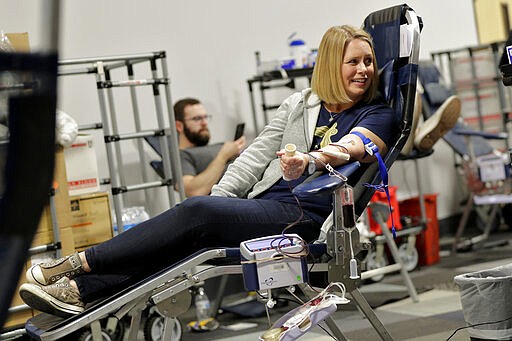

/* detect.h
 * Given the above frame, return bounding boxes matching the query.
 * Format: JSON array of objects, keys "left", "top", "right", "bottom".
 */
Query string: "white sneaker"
[
  {"left": 26, "top": 252, "right": 84, "bottom": 286},
  {"left": 19, "top": 277, "right": 85, "bottom": 317}
]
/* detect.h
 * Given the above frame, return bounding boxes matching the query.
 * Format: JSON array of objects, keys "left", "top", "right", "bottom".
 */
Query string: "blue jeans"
[{"left": 77, "top": 196, "right": 323, "bottom": 302}]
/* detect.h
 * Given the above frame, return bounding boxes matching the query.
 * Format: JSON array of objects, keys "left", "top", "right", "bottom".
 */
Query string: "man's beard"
[{"left": 184, "top": 125, "right": 210, "bottom": 146}]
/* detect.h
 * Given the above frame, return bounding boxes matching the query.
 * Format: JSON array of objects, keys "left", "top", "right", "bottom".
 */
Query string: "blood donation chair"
[
  {"left": 23, "top": 4, "right": 422, "bottom": 341},
  {"left": 418, "top": 61, "right": 512, "bottom": 253}
]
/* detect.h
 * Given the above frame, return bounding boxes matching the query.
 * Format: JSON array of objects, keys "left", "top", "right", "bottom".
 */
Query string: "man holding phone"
[{"left": 174, "top": 98, "right": 246, "bottom": 197}]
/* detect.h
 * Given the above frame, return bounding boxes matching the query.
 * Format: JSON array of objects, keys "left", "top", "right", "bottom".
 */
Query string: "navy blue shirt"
[{"left": 257, "top": 97, "right": 399, "bottom": 224}]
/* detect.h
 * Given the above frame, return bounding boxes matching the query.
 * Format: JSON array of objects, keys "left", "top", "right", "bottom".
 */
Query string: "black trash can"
[{"left": 454, "top": 263, "right": 512, "bottom": 340}]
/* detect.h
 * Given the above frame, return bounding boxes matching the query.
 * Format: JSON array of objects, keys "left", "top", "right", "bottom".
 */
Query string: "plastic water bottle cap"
[
  {"left": 284, "top": 143, "right": 297, "bottom": 156},
  {"left": 290, "top": 39, "right": 305, "bottom": 46}
]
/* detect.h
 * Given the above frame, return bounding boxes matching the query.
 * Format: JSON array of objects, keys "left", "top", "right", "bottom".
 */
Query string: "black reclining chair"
[{"left": 24, "top": 4, "right": 422, "bottom": 341}]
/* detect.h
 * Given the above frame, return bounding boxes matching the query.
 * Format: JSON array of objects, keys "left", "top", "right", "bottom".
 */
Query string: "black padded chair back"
[
  {"left": 0, "top": 51, "right": 58, "bottom": 327},
  {"left": 352, "top": 4, "right": 422, "bottom": 216},
  {"left": 418, "top": 60, "right": 454, "bottom": 118}
]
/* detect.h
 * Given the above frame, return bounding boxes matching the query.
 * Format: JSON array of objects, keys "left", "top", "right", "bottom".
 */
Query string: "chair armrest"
[
  {"left": 292, "top": 161, "right": 361, "bottom": 197},
  {"left": 452, "top": 128, "right": 508, "bottom": 140},
  {"left": 397, "top": 149, "right": 434, "bottom": 160}
]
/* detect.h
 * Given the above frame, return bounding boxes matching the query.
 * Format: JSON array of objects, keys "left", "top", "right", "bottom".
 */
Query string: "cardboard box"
[
  {"left": 4, "top": 258, "right": 37, "bottom": 328},
  {"left": 35, "top": 147, "right": 72, "bottom": 233},
  {"left": 7, "top": 263, "right": 29, "bottom": 309},
  {"left": 67, "top": 191, "right": 113, "bottom": 248},
  {"left": 29, "top": 227, "right": 75, "bottom": 258},
  {"left": 60, "top": 227, "right": 75, "bottom": 255},
  {"left": 36, "top": 205, "right": 53, "bottom": 234},
  {"left": 64, "top": 134, "right": 100, "bottom": 196},
  {"left": 54, "top": 146, "right": 73, "bottom": 227},
  {"left": 35, "top": 189, "right": 112, "bottom": 250},
  {"left": 5, "top": 32, "right": 30, "bottom": 52},
  {"left": 3, "top": 261, "right": 34, "bottom": 329},
  {"left": 3, "top": 309, "right": 33, "bottom": 329}
]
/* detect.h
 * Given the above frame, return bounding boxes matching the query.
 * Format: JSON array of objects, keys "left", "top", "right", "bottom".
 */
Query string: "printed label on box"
[
  {"left": 64, "top": 134, "right": 100, "bottom": 196},
  {"left": 68, "top": 192, "right": 113, "bottom": 248}
]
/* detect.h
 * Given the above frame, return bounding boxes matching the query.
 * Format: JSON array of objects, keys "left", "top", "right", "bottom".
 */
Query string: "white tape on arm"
[{"left": 321, "top": 148, "right": 350, "bottom": 160}]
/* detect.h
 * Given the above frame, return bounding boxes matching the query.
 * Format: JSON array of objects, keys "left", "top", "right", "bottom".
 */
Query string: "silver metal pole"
[
  {"left": 104, "top": 70, "right": 127, "bottom": 186},
  {"left": 126, "top": 63, "right": 151, "bottom": 207},
  {"left": 96, "top": 62, "right": 125, "bottom": 234},
  {"left": 150, "top": 58, "right": 177, "bottom": 207},
  {"left": 59, "top": 52, "right": 162, "bottom": 66},
  {"left": 160, "top": 55, "right": 186, "bottom": 202}
]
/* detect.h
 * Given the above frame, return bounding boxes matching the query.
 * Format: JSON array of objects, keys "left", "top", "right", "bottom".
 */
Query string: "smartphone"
[{"left": 234, "top": 123, "right": 245, "bottom": 140}]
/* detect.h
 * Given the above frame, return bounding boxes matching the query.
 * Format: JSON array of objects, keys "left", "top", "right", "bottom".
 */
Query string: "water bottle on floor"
[
  {"left": 195, "top": 287, "right": 211, "bottom": 323},
  {"left": 188, "top": 287, "right": 219, "bottom": 332}
]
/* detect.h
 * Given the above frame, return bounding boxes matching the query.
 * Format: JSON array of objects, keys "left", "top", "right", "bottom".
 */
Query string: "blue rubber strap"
[{"left": 349, "top": 131, "right": 396, "bottom": 238}]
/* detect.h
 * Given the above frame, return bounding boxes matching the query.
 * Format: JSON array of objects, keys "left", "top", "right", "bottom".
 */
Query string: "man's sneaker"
[
  {"left": 19, "top": 277, "right": 85, "bottom": 318},
  {"left": 414, "top": 95, "right": 461, "bottom": 151},
  {"left": 26, "top": 253, "right": 84, "bottom": 286}
]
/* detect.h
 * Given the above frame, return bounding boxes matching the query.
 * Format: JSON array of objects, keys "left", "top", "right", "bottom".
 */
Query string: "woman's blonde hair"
[{"left": 311, "top": 25, "right": 379, "bottom": 105}]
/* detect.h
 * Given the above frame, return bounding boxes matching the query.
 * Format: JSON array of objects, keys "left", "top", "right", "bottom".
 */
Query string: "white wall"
[{"left": 0, "top": 0, "right": 478, "bottom": 218}]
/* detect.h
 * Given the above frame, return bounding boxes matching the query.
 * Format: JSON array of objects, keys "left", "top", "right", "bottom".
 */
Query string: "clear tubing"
[{"left": 341, "top": 185, "right": 360, "bottom": 279}]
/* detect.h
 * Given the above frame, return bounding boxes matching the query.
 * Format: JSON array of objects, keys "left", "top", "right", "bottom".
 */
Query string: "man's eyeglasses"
[{"left": 184, "top": 115, "right": 212, "bottom": 123}]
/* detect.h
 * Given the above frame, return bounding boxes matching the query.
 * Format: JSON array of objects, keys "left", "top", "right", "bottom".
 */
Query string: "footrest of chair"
[{"left": 25, "top": 313, "right": 67, "bottom": 340}]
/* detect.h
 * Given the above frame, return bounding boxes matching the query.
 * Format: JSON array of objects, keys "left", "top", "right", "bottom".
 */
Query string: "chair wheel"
[
  {"left": 144, "top": 315, "right": 182, "bottom": 341},
  {"left": 475, "top": 205, "right": 500, "bottom": 233},
  {"left": 75, "top": 317, "right": 125, "bottom": 341},
  {"left": 398, "top": 243, "right": 418, "bottom": 272},
  {"left": 366, "top": 250, "right": 388, "bottom": 282}
]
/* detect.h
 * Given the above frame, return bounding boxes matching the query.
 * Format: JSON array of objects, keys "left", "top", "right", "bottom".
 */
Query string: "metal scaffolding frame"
[
  {"left": 58, "top": 51, "right": 185, "bottom": 233},
  {"left": 432, "top": 42, "right": 512, "bottom": 149}
]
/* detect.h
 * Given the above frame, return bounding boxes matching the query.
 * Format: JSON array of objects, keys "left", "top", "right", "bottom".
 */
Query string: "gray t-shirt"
[{"left": 180, "top": 143, "right": 224, "bottom": 176}]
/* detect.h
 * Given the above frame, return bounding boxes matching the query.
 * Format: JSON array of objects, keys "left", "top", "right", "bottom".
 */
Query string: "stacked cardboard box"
[
  {"left": 29, "top": 146, "right": 113, "bottom": 260},
  {"left": 67, "top": 191, "right": 112, "bottom": 250},
  {"left": 5, "top": 32, "right": 30, "bottom": 52}
]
